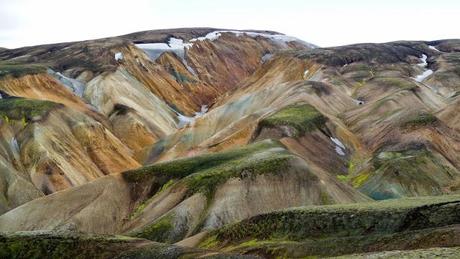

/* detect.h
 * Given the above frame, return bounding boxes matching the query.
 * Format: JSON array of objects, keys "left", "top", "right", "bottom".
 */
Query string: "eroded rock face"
[
  {"left": 119, "top": 44, "right": 220, "bottom": 116},
  {"left": 4, "top": 104, "right": 140, "bottom": 196},
  {"left": 0, "top": 74, "right": 91, "bottom": 113}
]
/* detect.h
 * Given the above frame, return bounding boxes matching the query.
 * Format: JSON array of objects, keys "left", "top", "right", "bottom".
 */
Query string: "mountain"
[{"left": 0, "top": 28, "right": 459, "bottom": 258}]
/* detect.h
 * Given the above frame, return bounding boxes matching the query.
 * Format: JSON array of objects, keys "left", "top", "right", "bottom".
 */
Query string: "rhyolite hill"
[{"left": 0, "top": 28, "right": 460, "bottom": 258}]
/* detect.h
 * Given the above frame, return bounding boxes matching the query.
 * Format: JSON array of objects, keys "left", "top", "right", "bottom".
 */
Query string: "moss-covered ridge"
[
  {"left": 0, "top": 231, "right": 248, "bottom": 259},
  {"left": 0, "top": 62, "right": 47, "bottom": 79},
  {"left": 401, "top": 112, "right": 439, "bottom": 129},
  {"left": 182, "top": 147, "right": 292, "bottom": 199},
  {"left": 208, "top": 194, "right": 460, "bottom": 243},
  {"left": 208, "top": 225, "right": 460, "bottom": 258},
  {"left": 259, "top": 103, "right": 326, "bottom": 136},
  {"left": 123, "top": 139, "right": 294, "bottom": 207},
  {"left": 0, "top": 97, "right": 59, "bottom": 123},
  {"left": 134, "top": 213, "right": 176, "bottom": 243},
  {"left": 125, "top": 140, "right": 297, "bottom": 242},
  {"left": 124, "top": 140, "right": 291, "bottom": 185},
  {"left": 200, "top": 194, "right": 460, "bottom": 257},
  {"left": 0, "top": 232, "right": 141, "bottom": 259}
]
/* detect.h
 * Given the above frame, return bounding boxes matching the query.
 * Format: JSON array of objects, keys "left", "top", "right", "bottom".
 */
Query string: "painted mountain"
[{"left": 0, "top": 28, "right": 460, "bottom": 258}]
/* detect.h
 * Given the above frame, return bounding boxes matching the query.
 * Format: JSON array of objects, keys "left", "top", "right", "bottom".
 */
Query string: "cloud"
[
  {"left": 1, "top": 0, "right": 459, "bottom": 48},
  {"left": 1, "top": 0, "right": 156, "bottom": 47}
]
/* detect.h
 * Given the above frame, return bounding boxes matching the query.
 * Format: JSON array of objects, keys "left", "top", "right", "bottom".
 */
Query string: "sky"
[{"left": 1, "top": 0, "right": 459, "bottom": 48}]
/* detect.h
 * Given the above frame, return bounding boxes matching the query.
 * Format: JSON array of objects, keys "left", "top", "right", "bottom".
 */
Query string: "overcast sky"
[{"left": 1, "top": 0, "right": 459, "bottom": 48}]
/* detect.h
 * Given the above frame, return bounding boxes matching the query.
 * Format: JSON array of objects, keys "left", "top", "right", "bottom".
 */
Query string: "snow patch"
[
  {"left": 177, "top": 114, "right": 194, "bottom": 128},
  {"left": 182, "top": 59, "right": 197, "bottom": 76},
  {"left": 137, "top": 38, "right": 197, "bottom": 76},
  {"left": 331, "top": 137, "right": 346, "bottom": 156},
  {"left": 189, "top": 30, "right": 316, "bottom": 48},
  {"left": 136, "top": 37, "right": 192, "bottom": 61},
  {"left": 48, "top": 69, "right": 85, "bottom": 97},
  {"left": 412, "top": 54, "right": 434, "bottom": 82},
  {"left": 10, "top": 137, "right": 19, "bottom": 153},
  {"left": 114, "top": 52, "right": 123, "bottom": 61},
  {"left": 136, "top": 31, "right": 314, "bottom": 78},
  {"left": 429, "top": 45, "right": 441, "bottom": 52},
  {"left": 415, "top": 69, "right": 434, "bottom": 82},
  {"left": 335, "top": 146, "right": 346, "bottom": 156},
  {"left": 169, "top": 37, "right": 193, "bottom": 49},
  {"left": 331, "top": 137, "right": 346, "bottom": 149},
  {"left": 195, "top": 105, "right": 208, "bottom": 117},
  {"left": 261, "top": 53, "right": 273, "bottom": 63},
  {"left": 190, "top": 31, "right": 222, "bottom": 42},
  {"left": 139, "top": 31, "right": 313, "bottom": 54},
  {"left": 176, "top": 105, "right": 209, "bottom": 128},
  {"left": 418, "top": 54, "right": 428, "bottom": 67}
]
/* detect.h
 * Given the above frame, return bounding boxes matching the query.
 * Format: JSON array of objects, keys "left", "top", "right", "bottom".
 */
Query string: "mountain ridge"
[{"left": 0, "top": 28, "right": 459, "bottom": 258}]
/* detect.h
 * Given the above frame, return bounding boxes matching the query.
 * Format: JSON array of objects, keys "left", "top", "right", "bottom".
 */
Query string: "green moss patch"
[
  {"left": 341, "top": 63, "right": 375, "bottom": 82},
  {"left": 215, "top": 226, "right": 460, "bottom": 258},
  {"left": 135, "top": 214, "right": 175, "bottom": 242},
  {"left": 0, "top": 98, "right": 59, "bottom": 123},
  {"left": 123, "top": 139, "right": 294, "bottom": 201},
  {"left": 183, "top": 153, "right": 291, "bottom": 199},
  {"left": 0, "top": 232, "right": 221, "bottom": 259},
  {"left": 129, "top": 179, "right": 176, "bottom": 220},
  {"left": 371, "top": 77, "right": 417, "bottom": 91},
  {"left": 0, "top": 62, "right": 47, "bottom": 79},
  {"left": 0, "top": 232, "right": 145, "bottom": 259},
  {"left": 401, "top": 112, "right": 438, "bottom": 129},
  {"left": 200, "top": 194, "right": 460, "bottom": 254},
  {"left": 124, "top": 140, "right": 287, "bottom": 182},
  {"left": 259, "top": 104, "right": 327, "bottom": 136},
  {"left": 341, "top": 63, "right": 372, "bottom": 74}
]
